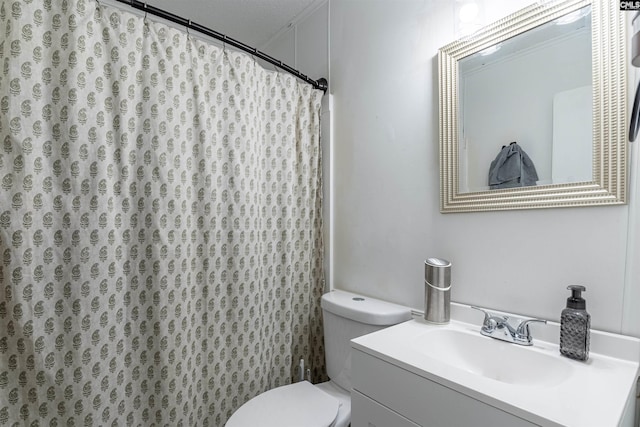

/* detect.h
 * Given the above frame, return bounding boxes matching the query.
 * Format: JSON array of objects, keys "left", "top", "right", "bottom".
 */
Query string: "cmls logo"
[{"left": 621, "top": 0, "right": 640, "bottom": 10}]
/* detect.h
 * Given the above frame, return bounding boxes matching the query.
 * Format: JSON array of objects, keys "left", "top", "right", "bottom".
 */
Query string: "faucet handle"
[
  {"left": 470, "top": 306, "right": 489, "bottom": 322},
  {"left": 471, "top": 306, "right": 502, "bottom": 331},
  {"left": 515, "top": 318, "right": 547, "bottom": 342}
]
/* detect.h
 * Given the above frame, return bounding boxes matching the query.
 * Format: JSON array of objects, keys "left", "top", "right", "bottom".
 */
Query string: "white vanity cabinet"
[
  {"left": 351, "top": 349, "right": 537, "bottom": 427},
  {"left": 351, "top": 390, "right": 420, "bottom": 427},
  {"left": 350, "top": 318, "right": 640, "bottom": 427}
]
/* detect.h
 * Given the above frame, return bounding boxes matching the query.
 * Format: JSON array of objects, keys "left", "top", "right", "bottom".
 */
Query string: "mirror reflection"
[{"left": 458, "top": 6, "right": 592, "bottom": 193}]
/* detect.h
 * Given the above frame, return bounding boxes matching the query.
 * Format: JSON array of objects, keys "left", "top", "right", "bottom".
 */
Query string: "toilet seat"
[{"left": 226, "top": 381, "right": 340, "bottom": 427}]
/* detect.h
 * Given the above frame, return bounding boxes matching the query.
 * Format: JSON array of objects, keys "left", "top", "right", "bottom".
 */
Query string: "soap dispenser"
[{"left": 560, "top": 285, "right": 590, "bottom": 361}]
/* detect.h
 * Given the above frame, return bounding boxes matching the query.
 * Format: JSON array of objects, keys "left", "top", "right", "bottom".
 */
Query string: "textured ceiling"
[{"left": 144, "top": 0, "right": 324, "bottom": 48}]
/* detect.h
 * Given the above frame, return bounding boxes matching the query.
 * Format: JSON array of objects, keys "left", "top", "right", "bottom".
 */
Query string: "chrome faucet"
[{"left": 471, "top": 307, "right": 547, "bottom": 346}]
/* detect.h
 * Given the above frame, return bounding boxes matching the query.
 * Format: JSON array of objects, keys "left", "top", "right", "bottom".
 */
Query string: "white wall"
[
  {"left": 262, "top": 2, "right": 329, "bottom": 86},
  {"left": 624, "top": 14, "right": 640, "bottom": 337},
  {"left": 268, "top": 0, "right": 640, "bottom": 337}
]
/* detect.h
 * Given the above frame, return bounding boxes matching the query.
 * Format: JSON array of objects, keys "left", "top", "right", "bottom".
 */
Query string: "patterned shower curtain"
[{"left": 0, "top": 0, "right": 325, "bottom": 425}]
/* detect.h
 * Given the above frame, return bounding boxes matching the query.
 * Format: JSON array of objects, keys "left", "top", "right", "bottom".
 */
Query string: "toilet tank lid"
[{"left": 321, "top": 290, "right": 412, "bottom": 326}]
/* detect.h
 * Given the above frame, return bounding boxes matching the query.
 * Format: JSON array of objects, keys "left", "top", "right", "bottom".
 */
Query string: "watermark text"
[{"left": 621, "top": 1, "right": 640, "bottom": 10}]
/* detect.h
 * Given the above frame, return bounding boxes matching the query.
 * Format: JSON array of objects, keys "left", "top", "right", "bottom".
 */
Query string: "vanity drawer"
[
  {"left": 352, "top": 349, "right": 538, "bottom": 427},
  {"left": 351, "top": 390, "right": 420, "bottom": 427}
]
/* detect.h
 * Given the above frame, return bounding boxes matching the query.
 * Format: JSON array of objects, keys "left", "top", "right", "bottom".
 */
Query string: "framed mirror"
[{"left": 438, "top": 0, "right": 626, "bottom": 213}]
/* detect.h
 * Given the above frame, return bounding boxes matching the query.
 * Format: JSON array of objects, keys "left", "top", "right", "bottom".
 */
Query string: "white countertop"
[{"left": 352, "top": 315, "right": 640, "bottom": 427}]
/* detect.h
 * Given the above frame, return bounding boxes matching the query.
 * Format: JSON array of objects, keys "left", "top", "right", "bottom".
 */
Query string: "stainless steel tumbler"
[{"left": 424, "top": 258, "right": 451, "bottom": 324}]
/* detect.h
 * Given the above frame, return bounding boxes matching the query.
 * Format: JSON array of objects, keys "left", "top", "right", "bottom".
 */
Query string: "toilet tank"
[{"left": 321, "top": 290, "right": 412, "bottom": 391}]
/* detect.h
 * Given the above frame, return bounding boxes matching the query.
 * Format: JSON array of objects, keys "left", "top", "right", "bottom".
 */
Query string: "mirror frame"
[{"left": 438, "top": 0, "right": 626, "bottom": 213}]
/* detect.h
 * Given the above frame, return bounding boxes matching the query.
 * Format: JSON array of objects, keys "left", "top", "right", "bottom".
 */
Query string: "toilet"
[{"left": 226, "top": 289, "right": 412, "bottom": 427}]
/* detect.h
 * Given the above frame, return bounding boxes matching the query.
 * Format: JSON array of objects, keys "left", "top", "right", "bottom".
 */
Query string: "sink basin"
[
  {"left": 412, "top": 328, "right": 572, "bottom": 387},
  {"left": 352, "top": 316, "right": 640, "bottom": 427}
]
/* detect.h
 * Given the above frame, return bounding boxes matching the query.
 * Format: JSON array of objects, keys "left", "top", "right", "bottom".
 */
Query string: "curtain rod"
[{"left": 113, "top": 0, "right": 328, "bottom": 92}]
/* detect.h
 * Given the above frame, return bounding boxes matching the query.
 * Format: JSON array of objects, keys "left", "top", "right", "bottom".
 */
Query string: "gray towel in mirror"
[{"left": 488, "top": 142, "right": 539, "bottom": 189}]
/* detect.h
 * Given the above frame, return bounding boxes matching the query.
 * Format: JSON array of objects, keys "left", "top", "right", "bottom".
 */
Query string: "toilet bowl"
[{"left": 225, "top": 290, "right": 411, "bottom": 427}]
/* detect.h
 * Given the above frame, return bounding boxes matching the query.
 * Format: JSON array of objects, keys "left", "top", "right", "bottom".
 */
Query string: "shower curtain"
[{"left": 0, "top": 1, "right": 325, "bottom": 425}]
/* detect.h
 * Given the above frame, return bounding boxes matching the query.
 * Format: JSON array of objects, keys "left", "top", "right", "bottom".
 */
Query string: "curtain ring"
[
  {"left": 143, "top": 2, "right": 148, "bottom": 22},
  {"left": 186, "top": 19, "right": 191, "bottom": 40}
]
